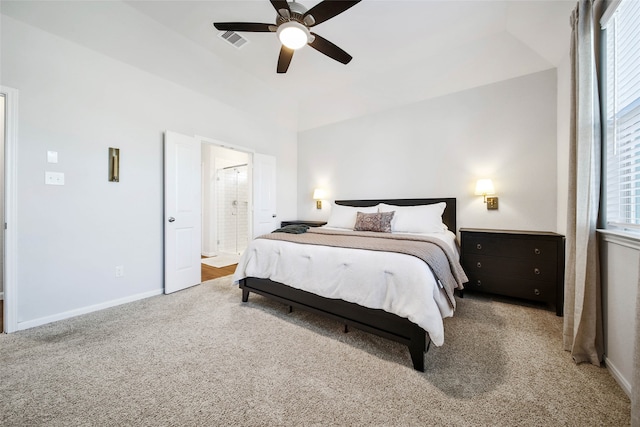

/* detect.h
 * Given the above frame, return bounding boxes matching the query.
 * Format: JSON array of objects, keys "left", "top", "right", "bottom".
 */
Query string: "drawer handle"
[
  {"left": 477, "top": 262, "right": 482, "bottom": 268},
  {"left": 476, "top": 243, "right": 482, "bottom": 250},
  {"left": 534, "top": 268, "right": 540, "bottom": 275},
  {"left": 476, "top": 280, "right": 482, "bottom": 287},
  {"left": 534, "top": 248, "right": 541, "bottom": 255},
  {"left": 534, "top": 288, "right": 540, "bottom": 296}
]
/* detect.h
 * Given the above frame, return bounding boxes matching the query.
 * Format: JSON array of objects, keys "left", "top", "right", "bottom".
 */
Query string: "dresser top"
[{"left": 459, "top": 228, "right": 564, "bottom": 237}]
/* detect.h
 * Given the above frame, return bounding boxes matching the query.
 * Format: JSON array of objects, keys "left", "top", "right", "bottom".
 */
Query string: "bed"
[{"left": 232, "top": 198, "right": 466, "bottom": 371}]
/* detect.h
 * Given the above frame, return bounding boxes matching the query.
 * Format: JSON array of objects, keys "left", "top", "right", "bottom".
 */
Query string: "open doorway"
[
  {"left": 216, "top": 163, "right": 249, "bottom": 256},
  {"left": 200, "top": 142, "right": 251, "bottom": 281},
  {"left": 164, "top": 131, "right": 276, "bottom": 291}
]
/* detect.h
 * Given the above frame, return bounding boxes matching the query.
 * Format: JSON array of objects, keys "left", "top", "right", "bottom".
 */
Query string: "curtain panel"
[{"left": 564, "top": 0, "right": 604, "bottom": 366}]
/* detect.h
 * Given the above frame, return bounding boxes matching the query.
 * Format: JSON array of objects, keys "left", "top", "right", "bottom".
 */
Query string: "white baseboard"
[
  {"left": 15, "top": 289, "right": 164, "bottom": 332},
  {"left": 604, "top": 355, "right": 632, "bottom": 398}
]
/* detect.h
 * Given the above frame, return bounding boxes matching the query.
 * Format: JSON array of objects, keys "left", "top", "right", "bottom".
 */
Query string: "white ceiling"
[
  {"left": 125, "top": 0, "right": 575, "bottom": 130},
  {"left": 3, "top": 0, "right": 576, "bottom": 131}
]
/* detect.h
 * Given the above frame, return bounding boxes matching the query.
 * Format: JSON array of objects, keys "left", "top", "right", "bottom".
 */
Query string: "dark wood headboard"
[{"left": 335, "top": 198, "right": 457, "bottom": 232}]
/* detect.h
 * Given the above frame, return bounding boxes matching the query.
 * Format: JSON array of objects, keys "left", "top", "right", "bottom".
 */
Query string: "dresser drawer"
[
  {"left": 463, "top": 234, "right": 557, "bottom": 260},
  {"left": 462, "top": 253, "right": 557, "bottom": 282},
  {"left": 465, "top": 273, "right": 555, "bottom": 303}
]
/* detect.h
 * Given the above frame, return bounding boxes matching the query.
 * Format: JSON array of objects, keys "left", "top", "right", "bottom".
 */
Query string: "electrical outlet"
[
  {"left": 45, "top": 171, "right": 65, "bottom": 186},
  {"left": 115, "top": 265, "right": 124, "bottom": 277}
]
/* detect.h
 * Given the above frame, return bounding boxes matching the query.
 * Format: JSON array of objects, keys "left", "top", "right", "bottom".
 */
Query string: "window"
[{"left": 603, "top": 0, "right": 640, "bottom": 228}]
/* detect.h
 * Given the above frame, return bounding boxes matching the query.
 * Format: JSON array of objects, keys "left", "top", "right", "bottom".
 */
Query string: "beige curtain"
[{"left": 563, "top": 0, "right": 604, "bottom": 366}]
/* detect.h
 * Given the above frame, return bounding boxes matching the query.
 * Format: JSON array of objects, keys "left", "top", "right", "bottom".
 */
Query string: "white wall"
[
  {"left": 1, "top": 15, "right": 297, "bottom": 327},
  {"left": 0, "top": 1, "right": 298, "bottom": 134},
  {"left": 600, "top": 233, "right": 639, "bottom": 397},
  {"left": 556, "top": 54, "right": 571, "bottom": 235},
  {"left": 297, "top": 69, "right": 558, "bottom": 233}
]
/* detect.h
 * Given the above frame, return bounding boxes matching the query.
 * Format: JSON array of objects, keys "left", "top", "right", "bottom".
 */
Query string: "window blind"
[{"left": 603, "top": 0, "right": 640, "bottom": 227}]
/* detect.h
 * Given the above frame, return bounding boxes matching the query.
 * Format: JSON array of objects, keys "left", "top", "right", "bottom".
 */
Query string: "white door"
[
  {"left": 252, "top": 153, "right": 277, "bottom": 237},
  {"left": 164, "top": 131, "right": 201, "bottom": 294},
  {"left": 2, "top": 86, "right": 18, "bottom": 333}
]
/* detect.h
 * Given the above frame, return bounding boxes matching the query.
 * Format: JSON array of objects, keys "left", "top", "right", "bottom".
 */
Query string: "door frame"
[
  {"left": 2, "top": 86, "right": 18, "bottom": 333},
  {"left": 196, "top": 135, "right": 255, "bottom": 253}
]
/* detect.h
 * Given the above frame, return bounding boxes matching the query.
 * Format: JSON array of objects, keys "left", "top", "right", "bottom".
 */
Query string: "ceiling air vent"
[{"left": 219, "top": 31, "right": 248, "bottom": 49}]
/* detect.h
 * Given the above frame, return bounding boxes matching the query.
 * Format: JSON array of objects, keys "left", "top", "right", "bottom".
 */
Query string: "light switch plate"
[
  {"left": 45, "top": 171, "right": 65, "bottom": 186},
  {"left": 47, "top": 151, "right": 58, "bottom": 163}
]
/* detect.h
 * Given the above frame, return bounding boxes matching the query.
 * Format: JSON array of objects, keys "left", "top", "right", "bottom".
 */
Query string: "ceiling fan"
[{"left": 213, "top": 0, "right": 361, "bottom": 73}]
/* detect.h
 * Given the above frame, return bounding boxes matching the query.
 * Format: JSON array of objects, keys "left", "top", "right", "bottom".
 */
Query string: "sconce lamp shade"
[
  {"left": 475, "top": 179, "right": 495, "bottom": 196},
  {"left": 313, "top": 188, "right": 327, "bottom": 200}
]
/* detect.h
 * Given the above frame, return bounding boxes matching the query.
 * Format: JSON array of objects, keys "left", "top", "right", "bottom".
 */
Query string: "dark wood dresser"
[{"left": 460, "top": 228, "right": 565, "bottom": 316}]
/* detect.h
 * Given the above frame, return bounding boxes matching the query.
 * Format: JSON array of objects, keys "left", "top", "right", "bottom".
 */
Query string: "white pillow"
[
  {"left": 325, "top": 203, "right": 379, "bottom": 229},
  {"left": 378, "top": 202, "right": 447, "bottom": 233}
]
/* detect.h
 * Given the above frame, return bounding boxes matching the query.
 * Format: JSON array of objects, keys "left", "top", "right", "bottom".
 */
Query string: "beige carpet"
[
  {"left": 201, "top": 253, "right": 240, "bottom": 268},
  {"left": 0, "top": 276, "right": 630, "bottom": 426}
]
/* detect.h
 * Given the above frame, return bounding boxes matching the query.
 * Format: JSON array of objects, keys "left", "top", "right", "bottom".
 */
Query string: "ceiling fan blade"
[
  {"left": 303, "top": 1, "right": 361, "bottom": 27},
  {"left": 277, "top": 46, "right": 294, "bottom": 73},
  {"left": 309, "top": 33, "right": 352, "bottom": 64},
  {"left": 213, "top": 22, "right": 274, "bottom": 32},
  {"left": 270, "top": 0, "right": 291, "bottom": 17}
]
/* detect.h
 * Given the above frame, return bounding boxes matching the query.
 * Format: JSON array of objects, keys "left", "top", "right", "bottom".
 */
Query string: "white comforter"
[{"left": 232, "top": 229, "right": 459, "bottom": 346}]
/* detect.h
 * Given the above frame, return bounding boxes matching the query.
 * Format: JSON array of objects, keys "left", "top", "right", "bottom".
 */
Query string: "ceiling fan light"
[{"left": 277, "top": 21, "right": 310, "bottom": 50}]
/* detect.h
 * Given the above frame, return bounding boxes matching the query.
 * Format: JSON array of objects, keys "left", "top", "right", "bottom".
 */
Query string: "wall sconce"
[
  {"left": 475, "top": 179, "right": 498, "bottom": 210},
  {"left": 312, "top": 188, "right": 326, "bottom": 209},
  {"left": 108, "top": 147, "right": 120, "bottom": 182}
]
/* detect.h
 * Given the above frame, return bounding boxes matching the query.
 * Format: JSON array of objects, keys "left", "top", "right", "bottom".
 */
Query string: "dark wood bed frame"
[{"left": 239, "top": 198, "right": 457, "bottom": 371}]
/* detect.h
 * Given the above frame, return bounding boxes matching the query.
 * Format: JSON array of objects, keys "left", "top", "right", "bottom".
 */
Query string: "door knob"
[{"left": 168, "top": 217, "right": 175, "bottom": 223}]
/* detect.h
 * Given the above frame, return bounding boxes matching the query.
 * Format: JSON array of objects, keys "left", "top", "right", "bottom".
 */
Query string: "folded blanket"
[{"left": 272, "top": 224, "right": 310, "bottom": 234}]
